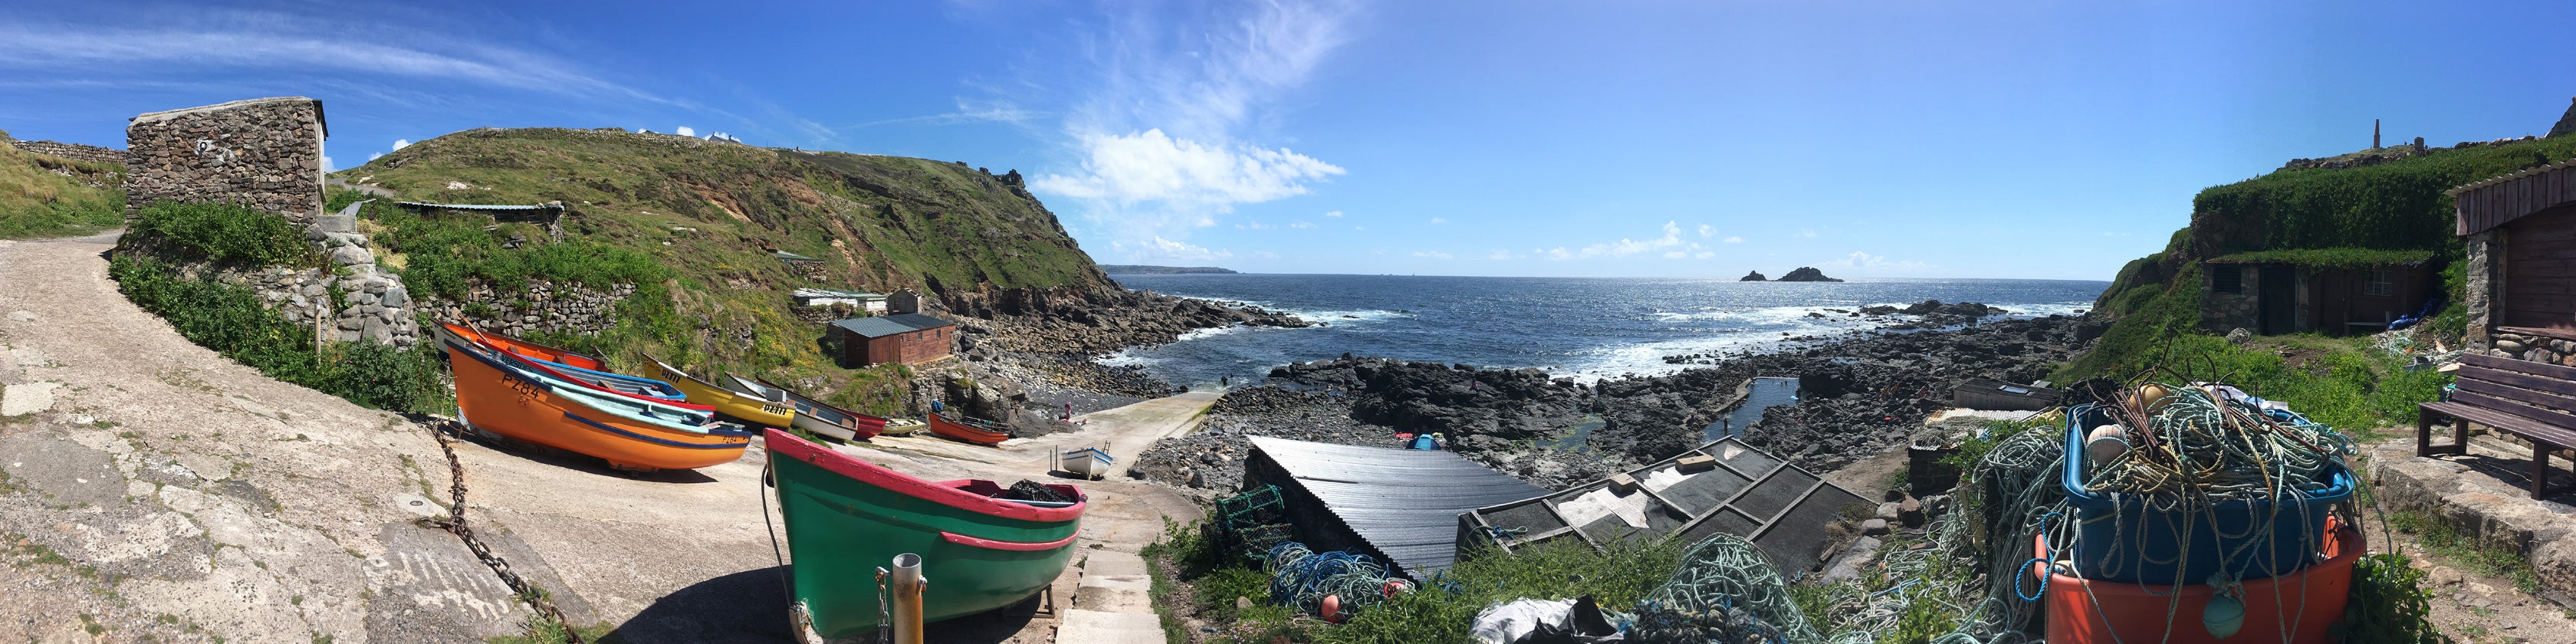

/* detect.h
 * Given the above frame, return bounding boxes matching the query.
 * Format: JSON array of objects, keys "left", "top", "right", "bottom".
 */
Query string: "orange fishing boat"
[
  {"left": 928, "top": 412, "right": 1012, "bottom": 445},
  {"left": 439, "top": 321, "right": 604, "bottom": 370},
  {"left": 445, "top": 337, "right": 753, "bottom": 471}
]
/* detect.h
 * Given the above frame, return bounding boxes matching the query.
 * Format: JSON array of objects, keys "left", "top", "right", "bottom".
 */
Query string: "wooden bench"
[{"left": 2419, "top": 353, "right": 2576, "bottom": 498}]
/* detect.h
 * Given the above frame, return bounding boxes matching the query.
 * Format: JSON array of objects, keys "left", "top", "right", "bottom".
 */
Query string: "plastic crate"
[{"left": 2060, "top": 404, "right": 2351, "bottom": 585}]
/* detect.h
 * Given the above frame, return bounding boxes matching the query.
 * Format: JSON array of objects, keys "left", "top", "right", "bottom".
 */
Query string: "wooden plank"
[
  {"left": 2456, "top": 375, "right": 2576, "bottom": 416},
  {"left": 2508, "top": 238, "right": 2576, "bottom": 258},
  {"left": 2424, "top": 399, "right": 2576, "bottom": 448},
  {"left": 2463, "top": 353, "right": 2576, "bottom": 381},
  {"left": 2502, "top": 278, "right": 2576, "bottom": 295},
  {"left": 2459, "top": 365, "right": 2576, "bottom": 398},
  {"left": 2450, "top": 389, "right": 2576, "bottom": 433},
  {"left": 2501, "top": 307, "right": 2576, "bottom": 330}
]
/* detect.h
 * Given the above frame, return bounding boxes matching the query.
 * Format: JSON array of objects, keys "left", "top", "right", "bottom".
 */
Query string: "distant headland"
[
  {"left": 1739, "top": 267, "right": 1843, "bottom": 282},
  {"left": 1101, "top": 264, "right": 1240, "bottom": 274}
]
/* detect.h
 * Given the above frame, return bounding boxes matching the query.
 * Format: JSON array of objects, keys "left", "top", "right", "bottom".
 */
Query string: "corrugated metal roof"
[
  {"left": 773, "top": 250, "right": 820, "bottom": 261},
  {"left": 793, "top": 288, "right": 885, "bottom": 299},
  {"left": 829, "top": 313, "right": 953, "bottom": 338},
  {"left": 1247, "top": 436, "right": 1547, "bottom": 580},
  {"left": 394, "top": 202, "right": 564, "bottom": 212}
]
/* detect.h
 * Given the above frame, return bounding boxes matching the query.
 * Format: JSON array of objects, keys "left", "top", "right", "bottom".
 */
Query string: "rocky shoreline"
[{"left": 1129, "top": 302, "right": 2092, "bottom": 491}]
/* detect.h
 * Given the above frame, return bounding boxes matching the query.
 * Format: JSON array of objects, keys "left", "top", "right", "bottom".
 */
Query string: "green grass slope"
[
  {"left": 0, "top": 130, "right": 126, "bottom": 240},
  {"left": 2061, "top": 135, "right": 2576, "bottom": 381},
  {"left": 327, "top": 127, "right": 1116, "bottom": 412}
]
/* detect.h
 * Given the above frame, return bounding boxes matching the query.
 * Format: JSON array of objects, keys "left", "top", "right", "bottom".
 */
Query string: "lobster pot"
[{"left": 2059, "top": 406, "right": 2351, "bottom": 585}]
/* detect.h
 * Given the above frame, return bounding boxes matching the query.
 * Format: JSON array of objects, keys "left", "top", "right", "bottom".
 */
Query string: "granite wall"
[
  {"left": 124, "top": 97, "right": 327, "bottom": 223},
  {"left": 425, "top": 280, "right": 635, "bottom": 338},
  {"left": 2, "top": 140, "right": 125, "bottom": 166}
]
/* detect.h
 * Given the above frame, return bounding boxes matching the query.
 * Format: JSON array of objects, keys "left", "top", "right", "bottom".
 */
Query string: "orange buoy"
[
  {"left": 1382, "top": 579, "right": 1410, "bottom": 598},
  {"left": 1319, "top": 594, "right": 1345, "bottom": 623}
]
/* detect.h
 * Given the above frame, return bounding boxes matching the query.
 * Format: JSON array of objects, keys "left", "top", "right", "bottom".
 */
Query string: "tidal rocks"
[
  {"left": 1776, "top": 267, "right": 1843, "bottom": 282},
  {"left": 1268, "top": 358, "right": 1589, "bottom": 441},
  {"left": 955, "top": 286, "right": 1310, "bottom": 357}
]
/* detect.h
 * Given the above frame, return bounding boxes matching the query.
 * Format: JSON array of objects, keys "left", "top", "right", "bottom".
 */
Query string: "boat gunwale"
[
  {"left": 764, "top": 429, "right": 1084, "bottom": 523},
  {"left": 646, "top": 354, "right": 794, "bottom": 426},
  {"left": 754, "top": 376, "right": 890, "bottom": 432},
  {"left": 440, "top": 321, "right": 602, "bottom": 370},
  {"left": 482, "top": 340, "right": 716, "bottom": 412}
]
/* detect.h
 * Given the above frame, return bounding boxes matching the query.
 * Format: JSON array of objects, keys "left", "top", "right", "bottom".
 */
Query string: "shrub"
[
  {"left": 129, "top": 202, "right": 318, "bottom": 267},
  {"left": 110, "top": 255, "right": 442, "bottom": 413}
]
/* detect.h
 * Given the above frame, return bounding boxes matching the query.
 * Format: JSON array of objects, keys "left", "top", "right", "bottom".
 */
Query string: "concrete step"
[
  {"left": 1053, "top": 609, "right": 1161, "bottom": 644},
  {"left": 1073, "top": 551, "right": 1152, "bottom": 613}
]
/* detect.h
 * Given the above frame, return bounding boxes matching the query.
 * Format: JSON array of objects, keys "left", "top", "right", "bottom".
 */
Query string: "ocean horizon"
[{"left": 1104, "top": 274, "right": 2111, "bottom": 387}]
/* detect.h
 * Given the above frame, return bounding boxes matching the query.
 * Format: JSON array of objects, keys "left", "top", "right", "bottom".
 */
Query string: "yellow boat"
[{"left": 649, "top": 355, "right": 797, "bottom": 429}]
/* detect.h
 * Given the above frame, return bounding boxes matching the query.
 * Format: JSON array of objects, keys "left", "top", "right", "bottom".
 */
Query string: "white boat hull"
[{"left": 1060, "top": 449, "right": 1113, "bottom": 479}]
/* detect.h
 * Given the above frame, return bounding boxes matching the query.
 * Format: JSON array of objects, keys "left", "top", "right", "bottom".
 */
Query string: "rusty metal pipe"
[{"left": 890, "top": 553, "right": 925, "bottom": 644}]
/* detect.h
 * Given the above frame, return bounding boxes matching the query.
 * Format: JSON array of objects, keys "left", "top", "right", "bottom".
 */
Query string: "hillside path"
[{"left": 0, "top": 232, "right": 551, "bottom": 643}]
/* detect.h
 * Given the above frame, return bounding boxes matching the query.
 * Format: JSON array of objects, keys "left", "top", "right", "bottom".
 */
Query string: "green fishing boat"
[{"left": 764, "top": 429, "right": 1085, "bottom": 639}]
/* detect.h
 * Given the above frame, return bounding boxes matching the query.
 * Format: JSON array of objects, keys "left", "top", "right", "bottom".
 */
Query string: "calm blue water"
[{"left": 1105, "top": 274, "right": 2109, "bottom": 387}]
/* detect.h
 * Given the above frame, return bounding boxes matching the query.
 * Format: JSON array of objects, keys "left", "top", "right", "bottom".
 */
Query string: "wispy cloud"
[
  {"left": 1723, "top": 236, "right": 1744, "bottom": 243},
  {"left": 0, "top": 18, "right": 671, "bottom": 106},
  {"left": 1798, "top": 228, "right": 1818, "bottom": 238},
  {"left": 843, "top": 98, "right": 1046, "bottom": 129},
  {"left": 1113, "top": 236, "right": 1234, "bottom": 261},
  {"left": 675, "top": 126, "right": 696, "bottom": 137},
  {"left": 1697, "top": 224, "right": 1715, "bottom": 238},
  {"left": 1545, "top": 221, "right": 1689, "bottom": 261},
  {"left": 1323, "top": 210, "right": 1344, "bottom": 218},
  {"left": 1413, "top": 251, "right": 1453, "bottom": 260},
  {"left": 1290, "top": 221, "right": 1316, "bottom": 229},
  {"left": 1487, "top": 250, "right": 1520, "bottom": 260},
  {"left": 1032, "top": 0, "right": 1359, "bottom": 258},
  {"left": 1429, "top": 217, "right": 1447, "bottom": 225},
  {"left": 1822, "top": 251, "right": 1934, "bottom": 272}
]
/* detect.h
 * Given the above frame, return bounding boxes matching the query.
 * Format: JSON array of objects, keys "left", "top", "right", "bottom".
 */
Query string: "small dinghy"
[
  {"left": 928, "top": 412, "right": 1011, "bottom": 445},
  {"left": 1058, "top": 447, "right": 1113, "bottom": 480},
  {"left": 648, "top": 355, "right": 797, "bottom": 429},
  {"left": 766, "top": 429, "right": 1083, "bottom": 638},
  {"left": 439, "top": 321, "right": 603, "bottom": 370},
  {"left": 445, "top": 338, "right": 751, "bottom": 472},
  {"left": 724, "top": 375, "right": 888, "bottom": 442},
  {"left": 879, "top": 418, "right": 925, "bottom": 436}
]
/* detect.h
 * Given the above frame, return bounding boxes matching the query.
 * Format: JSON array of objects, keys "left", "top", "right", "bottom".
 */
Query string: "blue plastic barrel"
[{"left": 2060, "top": 404, "right": 2351, "bottom": 585}]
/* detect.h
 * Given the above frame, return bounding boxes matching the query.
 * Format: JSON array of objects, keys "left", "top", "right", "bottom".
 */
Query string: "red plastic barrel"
[{"left": 2037, "top": 523, "right": 2359, "bottom": 644}]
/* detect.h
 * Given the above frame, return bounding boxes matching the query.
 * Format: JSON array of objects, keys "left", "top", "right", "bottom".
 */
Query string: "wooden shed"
[
  {"left": 2200, "top": 249, "right": 2439, "bottom": 336},
  {"left": 2451, "top": 159, "right": 2576, "bottom": 358},
  {"left": 826, "top": 314, "right": 955, "bottom": 366}
]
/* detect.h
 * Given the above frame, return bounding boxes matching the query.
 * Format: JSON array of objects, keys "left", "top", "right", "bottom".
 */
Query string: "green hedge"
[
  {"left": 2193, "top": 137, "right": 2576, "bottom": 256},
  {"left": 110, "top": 255, "right": 443, "bottom": 412},
  {"left": 129, "top": 202, "right": 318, "bottom": 267}
]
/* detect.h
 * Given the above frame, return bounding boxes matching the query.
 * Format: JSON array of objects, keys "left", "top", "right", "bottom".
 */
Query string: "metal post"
[{"left": 890, "top": 553, "right": 925, "bottom": 644}]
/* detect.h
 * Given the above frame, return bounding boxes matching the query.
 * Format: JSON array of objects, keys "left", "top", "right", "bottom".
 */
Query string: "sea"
[{"left": 1101, "top": 274, "right": 2110, "bottom": 389}]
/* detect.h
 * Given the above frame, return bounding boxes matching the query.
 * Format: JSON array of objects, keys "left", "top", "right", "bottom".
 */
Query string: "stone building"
[
  {"left": 2450, "top": 159, "right": 2576, "bottom": 364},
  {"left": 124, "top": 97, "right": 327, "bottom": 222},
  {"left": 2200, "top": 253, "right": 2437, "bottom": 336}
]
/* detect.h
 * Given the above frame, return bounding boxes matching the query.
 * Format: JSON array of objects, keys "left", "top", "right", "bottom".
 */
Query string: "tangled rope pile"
[
  {"left": 1630, "top": 534, "right": 1815, "bottom": 644},
  {"left": 2081, "top": 384, "right": 2353, "bottom": 503},
  {"left": 1810, "top": 413, "right": 2068, "bottom": 644},
  {"left": 1263, "top": 542, "right": 1408, "bottom": 619}
]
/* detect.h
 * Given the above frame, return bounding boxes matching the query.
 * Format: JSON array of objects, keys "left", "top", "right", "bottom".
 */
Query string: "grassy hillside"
[
  {"left": 327, "top": 127, "right": 1115, "bottom": 411},
  {"left": 0, "top": 130, "right": 125, "bottom": 239},
  {"left": 2061, "top": 135, "right": 2576, "bottom": 381}
]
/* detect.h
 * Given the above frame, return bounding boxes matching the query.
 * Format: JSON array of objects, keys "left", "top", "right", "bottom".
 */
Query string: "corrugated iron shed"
[
  {"left": 1244, "top": 436, "right": 1548, "bottom": 581},
  {"left": 828, "top": 313, "right": 952, "bottom": 339},
  {"left": 1459, "top": 437, "right": 1872, "bottom": 576},
  {"left": 393, "top": 201, "right": 564, "bottom": 213}
]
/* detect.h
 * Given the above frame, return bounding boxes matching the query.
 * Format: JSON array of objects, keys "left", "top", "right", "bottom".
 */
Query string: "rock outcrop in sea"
[
  {"left": 1740, "top": 271, "right": 1767, "bottom": 281},
  {"left": 1776, "top": 266, "right": 1843, "bottom": 282}
]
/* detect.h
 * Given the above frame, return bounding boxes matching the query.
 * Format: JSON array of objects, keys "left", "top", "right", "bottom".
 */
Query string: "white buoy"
[{"left": 2085, "top": 425, "right": 2129, "bottom": 468}]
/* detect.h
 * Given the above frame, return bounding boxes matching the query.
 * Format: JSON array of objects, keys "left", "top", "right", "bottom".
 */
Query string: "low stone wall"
[
  {"left": 194, "top": 227, "right": 422, "bottom": 347},
  {"left": 3, "top": 140, "right": 125, "bottom": 166},
  {"left": 2367, "top": 440, "right": 2576, "bottom": 606},
  {"left": 425, "top": 280, "right": 634, "bottom": 337},
  {"left": 2490, "top": 330, "right": 2576, "bottom": 368},
  {"left": 125, "top": 97, "right": 327, "bottom": 224}
]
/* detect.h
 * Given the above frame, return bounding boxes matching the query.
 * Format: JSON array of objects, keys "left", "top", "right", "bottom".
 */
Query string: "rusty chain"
[{"left": 424, "top": 419, "right": 586, "bottom": 644}]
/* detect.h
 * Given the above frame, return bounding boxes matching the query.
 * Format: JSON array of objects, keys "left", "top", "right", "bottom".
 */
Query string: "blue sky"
[{"left": 3, "top": 2, "right": 2571, "bottom": 279}]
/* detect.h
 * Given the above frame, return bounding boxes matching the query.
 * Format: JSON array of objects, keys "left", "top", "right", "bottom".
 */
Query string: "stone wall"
[
  {"left": 425, "top": 280, "right": 635, "bottom": 338},
  {"left": 124, "top": 97, "right": 326, "bottom": 224},
  {"left": 2201, "top": 264, "right": 2260, "bottom": 332},
  {"left": 2464, "top": 230, "right": 2500, "bottom": 350},
  {"left": 2, "top": 140, "right": 125, "bottom": 166}
]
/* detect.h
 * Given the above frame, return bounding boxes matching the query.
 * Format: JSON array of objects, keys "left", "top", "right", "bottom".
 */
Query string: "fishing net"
[
  {"left": 1001, "top": 480, "right": 1075, "bottom": 503},
  {"left": 1809, "top": 411, "right": 2068, "bottom": 644},
  {"left": 1629, "top": 534, "right": 1815, "bottom": 644},
  {"left": 1263, "top": 541, "right": 1407, "bottom": 618}
]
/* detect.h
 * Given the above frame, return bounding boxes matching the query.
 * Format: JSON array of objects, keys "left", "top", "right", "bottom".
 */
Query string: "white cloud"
[
  {"left": 1235, "top": 221, "right": 1273, "bottom": 229},
  {"left": 1543, "top": 221, "right": 1689, "bottom": 261},
  {"left": 1290, "top": 221, "right": 1316, "bottom": 229},
  {"left": 1113, "top": 236, "right": 1234, "bottom": 261},
  {"left": 1033, "top": 0, "right": 1357, "bottom": 261},
  {"left": 1323, "top": 210, "right": 1343, "bottom": 218},
  {"left": 1413, "top": 251, "right": 1452, "bottom": 260},
  {"left": 0, "top": 19, "right": 671, "bottom": 104},
  {"left": 368, "top": 152, "right": 383, "bottom": 161},
  {"left": 675, "top": 126, "right": 696, "bottom": 137},
  {"left": 1697, "top": 224, "right": 1715, "bottom": 238},
  {"left": 1031, "top": 129, "right": 1343, "bottom": 208},
  {"left": 321, "top": 156, "right": 336, "bottom": 172},
  {"left": 1723, "top": 236, "right": 1744, "bottom": 243},
  {"left": 1353, "top": 225, "right": 1365, "bottom": 231},
  {"left": 1429, "top": 217, "right": 1447, "bottom": 225},
  {"left": 1663, "top": 251, "right": 1687, "bottom": 258},
  {"left": 1798, "top": 228, "right": 1817, "bottom": 238},
  {"left": 845, "top": 98, "right": 1044, "bottom": 129},
  {"left": 1487, "top": 250, "right": 1519, "bottom": 260},
  {"left": 1252, "top": 250, "right": 1280, "bottom": 259},
  {"left": 392, "top": 139, "right": 411, "bottom": 151},
  {"left": 1694, "top": 251, "right": 1716, "bottom": 259}
]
